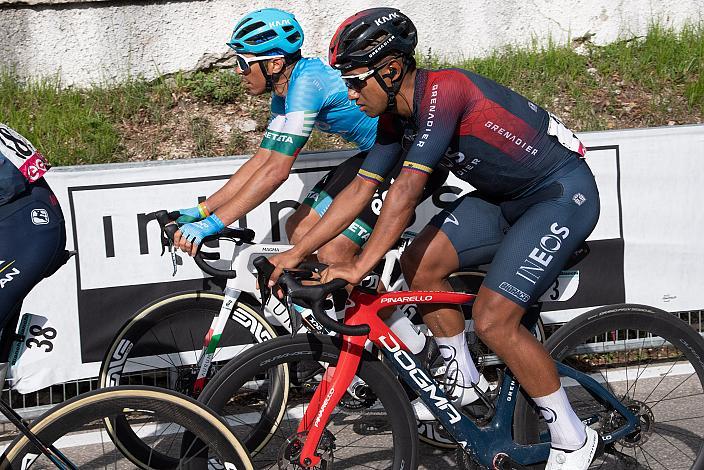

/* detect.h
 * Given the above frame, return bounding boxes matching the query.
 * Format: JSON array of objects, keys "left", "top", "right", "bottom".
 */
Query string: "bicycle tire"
[
  {"left": 98, "top": 291, "right": 286, "bottom": 469},
  {"left": 513, "top": 303, "right": 704, "bottom": 469},
  {"left": 1, "top": 386, "right": 253, "bottom": 470},
  {"left": 198, "top": 333, "right": 418, "bottom": 469}
]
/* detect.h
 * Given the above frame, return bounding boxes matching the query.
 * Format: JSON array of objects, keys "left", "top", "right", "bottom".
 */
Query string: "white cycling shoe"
[
  {"left": 546, "top": 426, "right": 603, "bottom": 470},
  {"left": 412, "top": 375, "right": 490, "bottom": 421}
]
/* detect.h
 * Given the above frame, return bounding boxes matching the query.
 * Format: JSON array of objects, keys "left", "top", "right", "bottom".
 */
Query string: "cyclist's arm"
[
  {"left": 202, "top": 147, "right": 271, "bottom": 212},
  {"left": 354, "top": 170, "right": 427, "bottom": 276},
  {"left": 210, "top": 150, "right": 295, "bottom": 226},
  {"left": 210, "top": 84, "right": 328, "bottom": 225},
  {"left": 288, "top": 115, "right": 403, "bottom": 258},
  {"left": 353, "top": 75, "right": 467, "bottom": 278}
]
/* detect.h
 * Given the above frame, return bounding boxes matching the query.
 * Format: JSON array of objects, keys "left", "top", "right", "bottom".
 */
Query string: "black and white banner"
[{"left": 12, "top": 125, "right": 704, "bottom": 393}]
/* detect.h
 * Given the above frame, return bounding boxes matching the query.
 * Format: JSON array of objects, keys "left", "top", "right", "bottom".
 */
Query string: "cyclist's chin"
[
  {"left": 359, "top": 104, "right": 381, "bottom": 118},
  {"left": 243, "top": 81, "right": 265, "bottom": 96}
]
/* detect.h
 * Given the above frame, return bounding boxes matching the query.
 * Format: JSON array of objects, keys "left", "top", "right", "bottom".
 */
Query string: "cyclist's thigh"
[
  {"left": 0, "top": 186, "right": 66, "bottom": 328},
  {"left": 428, "top": 192, "right": 509, "bottom": 268},
  {"left": 401, "top": 225, "right": 460, "bottom": 278},
  {"left": 484, "top": 162, "right": 600, "bottom": 308}
]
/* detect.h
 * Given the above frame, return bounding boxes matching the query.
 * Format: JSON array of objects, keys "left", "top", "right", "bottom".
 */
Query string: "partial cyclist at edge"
[
  {"left": 171, "top": 8, "right": 444, "bottom": 275},
  {"left": 0, "top": 123, "right": 67, "bottom": 386},
  {"left": 269, "top": 8, "right": 601, "bottom": 469}
]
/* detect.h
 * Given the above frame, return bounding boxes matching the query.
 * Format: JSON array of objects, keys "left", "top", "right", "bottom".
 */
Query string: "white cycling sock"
[
  {"left": 533, "top": 386, "right": 587, "bottom": 451},
  {"left": 384, "top": 308, "right": 426, "bottom": 354},
  {"left": 435, "top": 332, "right": 480, "bottom": 385}
]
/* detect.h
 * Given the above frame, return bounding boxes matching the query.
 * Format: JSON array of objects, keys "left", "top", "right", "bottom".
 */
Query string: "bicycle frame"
[
  {"left": 293, "top": 288, "right": 641, "bottom": 468},
  {"left": 187, "top": 233, "right": 578, "bottom": 396}
]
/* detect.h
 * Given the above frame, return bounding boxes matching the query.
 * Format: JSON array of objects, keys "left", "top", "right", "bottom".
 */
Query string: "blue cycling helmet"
[{"left": 228, "top": 8, "right": 304, "bottom": 56}]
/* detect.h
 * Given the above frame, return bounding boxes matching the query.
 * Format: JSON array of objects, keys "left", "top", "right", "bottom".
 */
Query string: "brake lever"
[
  {"left": 157, "top": 215, "right": 181, "bottom": 277},
  {"left": 257, "top": 271, "right": 272, "bottom": 307},
  {"left": 155, "top": 224, "right": 179, "bottom": 276}
]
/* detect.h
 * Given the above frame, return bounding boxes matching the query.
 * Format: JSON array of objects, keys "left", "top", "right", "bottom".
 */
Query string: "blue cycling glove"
[
  {"left": 179, "top": 213, "right": 225, "bottom": 247},
  {"left": 175, "top": 203, "right": 210, "bottom": 224}
]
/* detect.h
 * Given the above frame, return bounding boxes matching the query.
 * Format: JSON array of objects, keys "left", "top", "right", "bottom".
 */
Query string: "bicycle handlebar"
[
  {"left": 253, "top": 256, "right": 370, "bottom": 337},
  {"left": 153, "top": 210, "right": 255, "bottom": 279}
]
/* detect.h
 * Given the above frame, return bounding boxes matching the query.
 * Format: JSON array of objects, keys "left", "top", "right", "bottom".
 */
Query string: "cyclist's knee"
[
  {"left": 317, "top": 238, "right": 359, "bottom": 265},
  {"left": 472, "top": 308, "right": 502, "bottom": 344},
  {"left": 400, "top": 243, "right": 448, "bottom": 289},
  {"left": 286, "top": 207, "right": 317, "bottom": 244},
  {"left": 400, "top": 246, "right": 424, "bottom": 287},
  {"left": 472, "top": 292, "right": 520, "bottom": 344}
]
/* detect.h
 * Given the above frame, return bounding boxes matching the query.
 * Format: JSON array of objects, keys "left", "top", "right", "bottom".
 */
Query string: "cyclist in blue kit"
[
  {"left": 172, "top": 8, "right": 446, "bottom": 263},
  {"left": 269, "top": 8, "right": 602, "bottom": 469}
]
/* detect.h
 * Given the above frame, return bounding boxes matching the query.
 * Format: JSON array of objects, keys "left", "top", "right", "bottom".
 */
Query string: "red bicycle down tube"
[{"left": 297, "top": 289, "right": 475, "bottom": 467}]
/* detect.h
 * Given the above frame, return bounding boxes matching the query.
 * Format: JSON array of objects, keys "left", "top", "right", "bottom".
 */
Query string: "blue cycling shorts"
[{"left": 430, "top": 159, "right": 600, "bottom": 308}]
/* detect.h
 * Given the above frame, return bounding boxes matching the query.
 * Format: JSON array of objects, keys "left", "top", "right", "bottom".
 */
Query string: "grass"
[
  {"left": 1, "top": 22, "right": 701, "bottom": 166},
  {"left": 418, "top": 22, "right": 704, "bottom": 130}
]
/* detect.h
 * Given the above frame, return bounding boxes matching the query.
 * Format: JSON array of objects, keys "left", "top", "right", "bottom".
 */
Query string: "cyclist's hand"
[
  {"left": 266, "top": 250, "right": 305, "bottom": 287},
  {"left": 174, "top": 214, "right": 225, "bottom": 257},
  {"left": 320, "top": 260, "right": 365, "bottom": 286},
  {"left": 174, "top": 203, "right": 209, "bottom": 225}
]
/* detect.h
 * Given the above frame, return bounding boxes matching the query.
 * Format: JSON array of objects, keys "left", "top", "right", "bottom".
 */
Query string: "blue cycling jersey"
[{"left": 261, "top": 58, "right": 377, "bottom": 157}]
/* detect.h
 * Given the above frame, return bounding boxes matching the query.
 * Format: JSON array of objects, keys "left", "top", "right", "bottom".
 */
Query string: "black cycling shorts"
[
  {"left": 0, "top": 180, "right": 66, "bottom": 330},
  {"left": 303, "top": 152, "right": 448, "bottom": 246}
]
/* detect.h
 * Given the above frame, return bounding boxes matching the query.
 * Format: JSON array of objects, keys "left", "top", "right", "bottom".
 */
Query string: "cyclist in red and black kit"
[{"left": 269, "top": 8, "right": 601, "bottom": 469}]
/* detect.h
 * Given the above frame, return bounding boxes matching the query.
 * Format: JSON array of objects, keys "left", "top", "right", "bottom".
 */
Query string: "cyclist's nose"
[{"left": 347, "top": 88, "right": 360, "bottom": 101}]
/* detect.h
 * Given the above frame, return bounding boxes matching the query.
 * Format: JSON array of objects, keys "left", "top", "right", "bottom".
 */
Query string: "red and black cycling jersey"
[{"left": 357, "top": 68, "right": 585, "bottom": 199}]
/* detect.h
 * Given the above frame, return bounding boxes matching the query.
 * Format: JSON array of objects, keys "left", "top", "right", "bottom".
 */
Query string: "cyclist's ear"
[{"left": 269, "top": 57, "right": 286, "bottom": 75}]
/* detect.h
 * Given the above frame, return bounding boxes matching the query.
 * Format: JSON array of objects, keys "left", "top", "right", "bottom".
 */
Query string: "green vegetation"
[
  {"left": 1, "top": 22, "right": 701, "bottom": 166},
  {"left": 419, "top": 23, "right": 703, "bottom": 131}
]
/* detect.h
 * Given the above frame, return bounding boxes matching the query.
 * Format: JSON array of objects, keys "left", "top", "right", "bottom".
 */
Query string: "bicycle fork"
[
  {"left": 192, "top": 288, "right": 242, "bottom": 395},
  {"left": 295, "top": 333, "right": 367, "bottom": 468}
]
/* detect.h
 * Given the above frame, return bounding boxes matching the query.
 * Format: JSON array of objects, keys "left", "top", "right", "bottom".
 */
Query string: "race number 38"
[{"left": 26, "top": 325, "right": 57, "bottom": 352}]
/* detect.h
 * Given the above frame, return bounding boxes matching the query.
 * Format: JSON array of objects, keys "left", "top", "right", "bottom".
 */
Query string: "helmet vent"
[
  {"left": 286, "top": 32, "right": 302, "bottom": 44},
  {"left": 248, "top": 30, "right": 278, "bottom": 45},
  {"left": 237, "top": 21, "right": 266, "bottom": 39}
]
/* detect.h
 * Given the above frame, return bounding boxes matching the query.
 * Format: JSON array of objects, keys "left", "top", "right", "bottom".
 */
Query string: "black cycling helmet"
[
  {"left": 329, "top": 8, "right": 417, "bottom": 73},
  {"left": 329, "top": 8, "right": 418, "bottom": 112}
]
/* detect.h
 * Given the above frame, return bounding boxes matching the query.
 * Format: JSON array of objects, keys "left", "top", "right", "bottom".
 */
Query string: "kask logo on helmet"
[
  {"left": 374, "top": 12, "right": 399, "bottom": 26},
  {"left": 268, "top": 19, "right": 291, "bottom": 28}
]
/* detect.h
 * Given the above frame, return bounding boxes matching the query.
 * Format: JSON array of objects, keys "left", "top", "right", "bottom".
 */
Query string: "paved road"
[{"left": 0, "top": 369, "right": 700, "bottom": 469}]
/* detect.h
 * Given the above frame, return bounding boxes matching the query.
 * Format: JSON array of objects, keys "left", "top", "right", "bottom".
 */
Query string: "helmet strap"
[
  {"left": 258, "top": 61, "right": 274, "bottom": 92},
  {"left": 373, "top": 59, "right": 408, "bottom": 113},
  {"left": 261, "top": 51, "right": 301, "bottom": 93}
]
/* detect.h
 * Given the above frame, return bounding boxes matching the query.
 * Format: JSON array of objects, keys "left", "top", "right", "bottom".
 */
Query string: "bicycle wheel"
[
  {"left": 198, "top": 333, "right": 418, "bottom": 469},
  {"left": 1, "top": 386, "right": 252, "bottom": 469},
  {"left": 98, "top": 291, "right": 285, "bottom": 468},
  {"left": 513, "top": 304, "right": 704, "bottom": 469}
]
